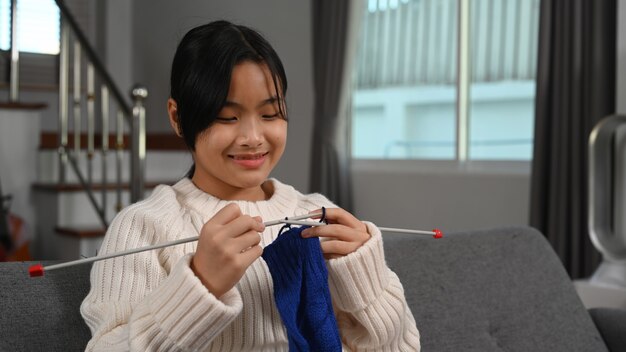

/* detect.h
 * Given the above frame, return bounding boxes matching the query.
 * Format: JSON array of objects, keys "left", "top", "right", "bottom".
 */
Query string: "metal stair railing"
[
  {"left": 52, "top": 0, "right": 146, "bottom": 228},
  {"left": 6, "top": 0, "right": 147, "bottom": 230}
]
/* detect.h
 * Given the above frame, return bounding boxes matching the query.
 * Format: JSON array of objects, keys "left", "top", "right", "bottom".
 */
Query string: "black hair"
[{"left": 169, "top": 20, "right": 288, "bottom": 177}]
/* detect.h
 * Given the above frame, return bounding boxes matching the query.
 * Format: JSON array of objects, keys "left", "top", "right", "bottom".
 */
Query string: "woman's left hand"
[{"left": 301, "top": 208, "right": 370, "bottom": 259}]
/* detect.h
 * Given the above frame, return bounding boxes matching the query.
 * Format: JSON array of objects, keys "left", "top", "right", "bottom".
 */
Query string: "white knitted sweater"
[{"left": 80, "top": 178, "right": 420, "bottom": 351}]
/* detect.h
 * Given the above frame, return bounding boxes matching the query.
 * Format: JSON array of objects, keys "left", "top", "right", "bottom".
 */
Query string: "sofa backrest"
[
  {"left": 383, "top": 225, "right": 608, "bottom": 352},
  {"left": 0, "top": 261, "right": 92, "bottom": 352}
]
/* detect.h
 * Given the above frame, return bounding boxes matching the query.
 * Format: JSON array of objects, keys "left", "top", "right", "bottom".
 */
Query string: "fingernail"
[{"left": 301, "top": 229, "right": 310, "bottom": 237}]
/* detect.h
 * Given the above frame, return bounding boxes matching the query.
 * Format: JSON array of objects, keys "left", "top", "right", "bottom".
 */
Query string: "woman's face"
[{"left": 184, "top": 61, "right": 287, "bottom": 200}]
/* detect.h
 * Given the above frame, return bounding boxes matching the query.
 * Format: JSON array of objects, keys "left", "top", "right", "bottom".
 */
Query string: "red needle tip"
[
  {"left": 29, "top": 264, "right": 44, "bottom": 277},
  {"left": 432, "top": 229, "right": 443, "bottom": 239}
]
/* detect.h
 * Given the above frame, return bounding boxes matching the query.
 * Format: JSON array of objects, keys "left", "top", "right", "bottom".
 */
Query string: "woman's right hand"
[{"left": 191, "top": 203, "right": 265, "bottom": 298}]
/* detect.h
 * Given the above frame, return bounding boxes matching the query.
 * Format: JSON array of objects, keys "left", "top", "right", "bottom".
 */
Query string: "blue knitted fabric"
[{"left": 262, "top": 226, "right": 342, "bottom": 351}]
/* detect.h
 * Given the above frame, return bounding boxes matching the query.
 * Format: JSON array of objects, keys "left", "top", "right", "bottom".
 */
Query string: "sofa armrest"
[{"left": 589, "top": 308, "right": 626, "bottom": 352}]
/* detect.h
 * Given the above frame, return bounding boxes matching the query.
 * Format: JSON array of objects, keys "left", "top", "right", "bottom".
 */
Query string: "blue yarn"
[{"left": 262, "top": 226, "right": 342, "bottom": 352}]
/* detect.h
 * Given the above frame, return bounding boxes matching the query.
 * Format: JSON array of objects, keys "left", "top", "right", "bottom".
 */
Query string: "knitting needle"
[
  {"left": 28, "top": 211, "right": 323, "bottom": 277},
  {"left": 279, "top": 219, "right": 443, "bottom": 238},
  {"left": 380, "top": 227, "right": 443, "bottom": 238},
  {"left": 29, "top": 213, "right": 443, "bottom": 277}
]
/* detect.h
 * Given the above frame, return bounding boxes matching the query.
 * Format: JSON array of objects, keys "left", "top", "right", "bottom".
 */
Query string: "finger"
[
  {"left": 224, "top": 215, "right": 265, "bottom": 238},
  {"left": 231, "top": 230, "right": 262, "bottom": 253},
  {"left": 210, "top": 203, "right": 242, "bottom": 225},
  {"left": 312, "top": 208, "right": 365, "bottom": 231},
  {"left": 238, "top": 245, "right": 263, "bottom": 267},
  {"left": 319, "top": 240, "right": 360, "bottom": 256},
  {"left": 301, "top": 224, "right": 363, "bottom": 242},
  {"left": 324, "top": 208, "right": 365, "bottom": 230}
]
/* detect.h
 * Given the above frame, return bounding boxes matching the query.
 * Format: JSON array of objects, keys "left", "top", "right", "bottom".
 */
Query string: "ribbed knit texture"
[
  {"left": 262, "top": 226, "right": 342, "bottom": 351},
  {"left": 80, "top": 178, "right": 421, "bottom": 351}
]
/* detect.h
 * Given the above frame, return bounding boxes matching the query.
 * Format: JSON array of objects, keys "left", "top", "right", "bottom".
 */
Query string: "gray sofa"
[{"left": 0, "top": 226, "right": 624, "bottom": 351}]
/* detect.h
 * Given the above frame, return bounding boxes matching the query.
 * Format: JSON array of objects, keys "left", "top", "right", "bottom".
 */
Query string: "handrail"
[
  {"left": 588, "top": 114, "right": 626, "bottom": 261},
  {"left": 54, "top": 0, "right": 132, "bottom": 117}
]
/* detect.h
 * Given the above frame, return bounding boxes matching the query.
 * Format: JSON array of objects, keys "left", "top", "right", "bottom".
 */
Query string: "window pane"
[
  {"left": 405, "top": 99, "right": 455, "bottom": 159},
  {"left": 468, "top": 0, "right": 539, "bottom": 160},
  {"left": 0, "top": 0, "right": 9, "bottom": 49},
  {"left": 352, "top": 0, "right": 458, "bottom": 160},
  {"left": 353, "top": 86, "right": 457, "bottom": 159},
  {"left": 0, "top": 0, "right": 60, "bottom": 54}
]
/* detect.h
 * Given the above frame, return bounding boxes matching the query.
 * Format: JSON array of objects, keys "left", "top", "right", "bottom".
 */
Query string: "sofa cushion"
[
  {"left": 589, "top": 307, "right": 626, "bottom": 351},
  {"left": 383, "top": 226, "right": 608, "bottom": 352},
  {"left": 0, "top": 261, "right": 92, "bottom": 352}
]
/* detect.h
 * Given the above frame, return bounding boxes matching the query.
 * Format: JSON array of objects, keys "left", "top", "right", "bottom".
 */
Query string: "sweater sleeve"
[
  {"left": 80, "top": 204, "right": 243, "bottom": 351},
  {"left": 326, "top": 221, "right": 421, "bottom": 351}
]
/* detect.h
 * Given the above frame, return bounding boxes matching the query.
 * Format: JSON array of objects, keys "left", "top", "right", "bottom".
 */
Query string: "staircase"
[
  {"left": 32, "top": 132, "right": 190, "bottom": 260},
  {"left": 1, "top": 0, "right": 189, "bottom": 260}
]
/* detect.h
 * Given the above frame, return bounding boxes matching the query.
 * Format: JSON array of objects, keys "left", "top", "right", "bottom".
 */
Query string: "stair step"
[
  {"left": 39, "top": 132, "right": 187, "bottom": 151},
  {"left": 0, "top": 101, "right": 48, "bottom": 110},
  {"left": 36, "top": 149, "right": 192, "bottom": 184},
  {"left": 55, "top": 226, "right": 105, "bottom": 238},
  {"left": 33, "top": 180, "right": 176, "bottom": 192}
]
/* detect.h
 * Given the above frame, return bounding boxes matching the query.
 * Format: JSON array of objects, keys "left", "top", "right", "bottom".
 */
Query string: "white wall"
[
  {"left": 352, "top": 161, "right": 531, "bottom": 232},
  {"left": 131, "top": 0, "right": 313, "bottom": 191},
  {"left": 0, "top": 109, "right": 41, "bottom": 235},
  {"left": 105, "top": 0, "right": 133, "bottom": 107}
]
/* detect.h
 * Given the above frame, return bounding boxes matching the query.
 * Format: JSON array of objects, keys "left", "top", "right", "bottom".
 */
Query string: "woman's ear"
[{"left": 167, "top": 98, "right": 182, "bottom": 137}]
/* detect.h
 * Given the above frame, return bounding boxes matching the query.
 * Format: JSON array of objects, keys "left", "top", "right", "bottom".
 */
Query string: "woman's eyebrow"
[
  {"left": 257, "top": 96, "right": 279, "bottom": 108},
  {"left": 223, "top": 96, "right": 280, "bottom": 109}
]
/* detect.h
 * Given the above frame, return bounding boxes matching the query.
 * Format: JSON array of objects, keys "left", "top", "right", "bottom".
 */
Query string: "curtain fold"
[
  {"left": 530, "top": 0, "right": 616, "bottom": 279},
  {"left": 309, "top": 0, "right": 363, "bottom": 210}
]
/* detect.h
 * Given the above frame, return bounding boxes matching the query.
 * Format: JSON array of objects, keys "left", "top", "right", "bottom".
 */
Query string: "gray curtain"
[
  {"left": 530, "top": 0, "right": 616, "bottom": 279},
  {"left": 309, "top": 0, "right": 361, "bottom": 210}
]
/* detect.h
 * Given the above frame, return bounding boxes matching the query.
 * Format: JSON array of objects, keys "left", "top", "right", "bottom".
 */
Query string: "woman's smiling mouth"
[{"left": 229, "top": 152, "right": 269, "bottom": 169}]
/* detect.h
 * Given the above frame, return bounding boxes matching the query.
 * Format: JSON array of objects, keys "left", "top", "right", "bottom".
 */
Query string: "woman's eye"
[
  {"left": 262, "top": 113, "right": 279, "bottom": 119},
  {"left": 216, "top": 117, "right": 237, "bottom": 122}
]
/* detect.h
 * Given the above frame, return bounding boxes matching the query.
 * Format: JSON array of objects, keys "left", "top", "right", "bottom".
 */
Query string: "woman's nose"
[{"left": 237, "top": 117, "right": 264, "bottom": 147}]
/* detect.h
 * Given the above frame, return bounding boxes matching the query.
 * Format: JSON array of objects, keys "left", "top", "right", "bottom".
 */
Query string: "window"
[
  {"left": 0, "top": 0, "right": 60, "bottom": 87},
  {"left": 352, "top": 0, "right": 540, "bottom": 161},
  {"left": 0, "top": 0, "right": 60, "bottom": 54}
]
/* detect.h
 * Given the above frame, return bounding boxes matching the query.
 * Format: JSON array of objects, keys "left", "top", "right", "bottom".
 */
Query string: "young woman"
[{"left": 81, "top": 20, "right": 420, "bottom": 351}]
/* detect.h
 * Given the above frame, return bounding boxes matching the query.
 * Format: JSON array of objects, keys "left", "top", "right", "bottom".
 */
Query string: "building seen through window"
[{"left": 352, "top": 0, "right": 539, "bottom": 160}]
